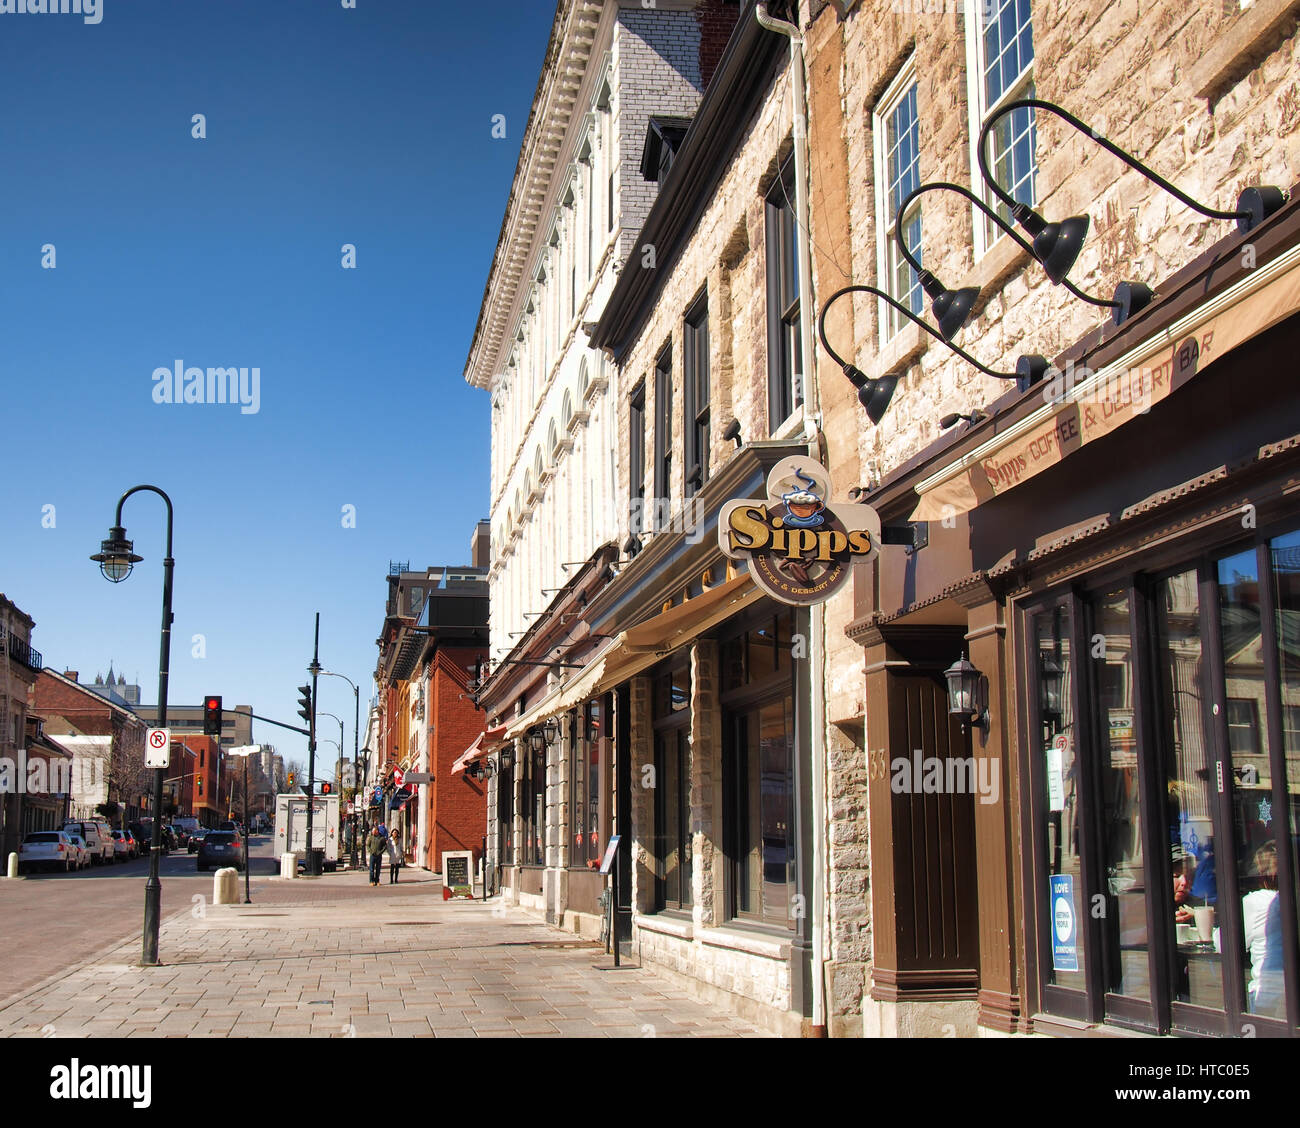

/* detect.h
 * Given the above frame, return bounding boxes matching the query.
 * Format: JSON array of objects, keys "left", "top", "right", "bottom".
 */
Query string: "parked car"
[
  {"left": 197, "top": 831, "right": 243, "bottom": 872},
  {"left": 187, "top": 829, "right": 207, "bottom": 854},
  {"left": 123, "top": 829, "right": 140, "bottom": 858},
  {"left": 19, "top": 830, "right": 77, "bottom": 874},
  {"left": 64, "top": 832, "right": 93, "bottom": 870},
  {"left": 110, "top": 830, "right": 136, "bottom": 862},
  {"left": 63, "top": 820, "right": 113, "bottom": 865}
]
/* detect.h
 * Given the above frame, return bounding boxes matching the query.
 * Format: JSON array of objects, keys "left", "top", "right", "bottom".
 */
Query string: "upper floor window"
[
  {"left": 765, "top": 154, "right": 802, "bottom": 433},
  {"left": 874, "top": 57, "right": 921, "bottom": 339},
  {"left": 683, "top": 295, "right": 710, "bottom": 497},
  {"left": 653, "top": 344, "right": 673, "bottom": 525},
  {"left": 629, "top": 380, "right": 646, "bottom": 538},
  {"left": 966, "top": 0, "right": 1037, "bottom": 256}
]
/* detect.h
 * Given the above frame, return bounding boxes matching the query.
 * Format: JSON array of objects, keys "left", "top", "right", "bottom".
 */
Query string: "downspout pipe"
[{"left": 756, "top": 0, "right": 829, "bottom": 1039}]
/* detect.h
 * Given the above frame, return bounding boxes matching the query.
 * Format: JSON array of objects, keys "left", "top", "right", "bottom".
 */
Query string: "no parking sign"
[{"left": 145, "top": 727, "right": 171, "bottom": 768}]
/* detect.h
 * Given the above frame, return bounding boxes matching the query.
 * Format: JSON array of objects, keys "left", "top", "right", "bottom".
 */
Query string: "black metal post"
[
  {"left": 242, "top": 755, "right": 251, "bottom": 903},
  {"left": 305, "top": 614, "right": 321, "bottom": 876},
  {"left": 481, "top": 834, "right": 487, "bottom": 900},
  {"left": 611, "top": 856, "right": 620, "bottom": 968},
  {"left": 107, "top": 485, "right": 175, "bottom": 969}
]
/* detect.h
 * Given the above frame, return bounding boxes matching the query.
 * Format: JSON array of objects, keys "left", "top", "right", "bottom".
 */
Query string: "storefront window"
[
  {"left": 570, "top": 706, "right": 602, "bottom": 868},
  {"left": 1270, "top": 530, "right": 1300, "bottom": 1019},
  {"left": 653, "top": 666, "right": 691, "bottom": 910},
  {"left": 730, "top": 698, "right": 794, "bottom": 924},
  {"left": 1033, "top": 604, "right": 1086, "bottom": 994},
  {"left": 497, "top": 753, "right": 514, "bottom": 866},
  {"left": 1154, "top": 568, "right": 1224, "bottom": 1014},
  {"left": 524, "top": 737, "right": 546, "bottom": 866},
  {"left": 1093, "top": 589, "right": 1150, "bottom": 1003}
]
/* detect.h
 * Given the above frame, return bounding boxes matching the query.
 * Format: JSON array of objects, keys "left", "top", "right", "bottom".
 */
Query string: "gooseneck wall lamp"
[
  {"left": 818, "top": 284, "right": 1051, "bottom": 423},
  {"left": 977, "top": 98, "right": 1287, "bottom": 296},
  {"left": 894, "top": 181, "right": 1122, "bottom": 338}
]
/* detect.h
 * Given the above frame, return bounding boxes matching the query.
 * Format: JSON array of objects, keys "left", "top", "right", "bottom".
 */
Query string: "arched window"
[
  {"left": 534, "top": 448, "right": 545, "bottom": 483},
  {"left": 549, "top": 419, "right": 560, "bottom": 460},
  {"left": 578, "top": 357, "right": 590, "bottom": 399},
  {"left": 562, "top": 391, "right": 573, "bottom": 430}
]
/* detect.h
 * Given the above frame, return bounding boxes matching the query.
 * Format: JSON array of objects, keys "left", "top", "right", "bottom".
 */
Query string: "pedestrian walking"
[
  {"left": 366, "top": 824, "right": 385, "bottom": 886},
  {"left": 387, "top": 831, "right": 401, "bottom": 884}
]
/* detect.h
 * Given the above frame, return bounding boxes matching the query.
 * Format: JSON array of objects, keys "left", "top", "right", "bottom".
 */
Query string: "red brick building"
[
  {"left": 374, "top": 539, "right": 489, "bottom": 875},
  {"left": 31, "top": 668, "right": 148, "bottom": 823}
]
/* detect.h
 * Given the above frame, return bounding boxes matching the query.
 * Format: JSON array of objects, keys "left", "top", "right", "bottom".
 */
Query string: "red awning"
[{"left": 452, "top": 725, "right": 507, "bottom": 776}]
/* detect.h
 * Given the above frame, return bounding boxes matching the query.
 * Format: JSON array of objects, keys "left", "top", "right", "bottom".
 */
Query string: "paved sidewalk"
[{"left": 0, "top": 875, "right": 768, "bottom": 1038}]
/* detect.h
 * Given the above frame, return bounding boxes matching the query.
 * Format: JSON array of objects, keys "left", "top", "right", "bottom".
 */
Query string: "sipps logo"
[
  {"left": 152, "top": 361, "right": 260, "bottom": 415},
  {"left": 0, "top": 0, "right": 102, "bottom": 23},
  {"left": 718, "top": 456, "right": 879, "bottom": 607}
]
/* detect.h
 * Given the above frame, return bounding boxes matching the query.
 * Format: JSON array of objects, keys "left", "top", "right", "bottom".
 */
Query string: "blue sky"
[{"left": 0, "top": 0, "right": 555, "bottom": 761}]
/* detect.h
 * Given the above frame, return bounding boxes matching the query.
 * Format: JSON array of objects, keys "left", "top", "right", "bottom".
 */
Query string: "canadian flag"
[{"left": 393, "top": 766, "right": 404, "bottom": 789}]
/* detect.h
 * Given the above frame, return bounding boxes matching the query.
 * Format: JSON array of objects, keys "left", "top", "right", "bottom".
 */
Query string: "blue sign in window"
[{"left": 1050, "top": 874, "right": 1078, "bottom": 972}]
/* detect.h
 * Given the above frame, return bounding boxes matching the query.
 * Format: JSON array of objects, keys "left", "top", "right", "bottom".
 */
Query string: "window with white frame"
[
  {"left": 873, "top": 56, "right": 921, "bottom": 340},
  {"left": 966, "top": 0, "right": 1037, "bottom": 256}
]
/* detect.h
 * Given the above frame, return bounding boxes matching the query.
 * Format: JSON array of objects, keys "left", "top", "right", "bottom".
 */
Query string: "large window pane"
[
  {"left": 1155, "top": 570, "right": 1225, "bottom": 1012},
  {"left": 1095, "top": 589, "right": 1150, "bottom": 1001},
  {"left": 1035, "top": 604, "right": 1086, "bottom": 991}
]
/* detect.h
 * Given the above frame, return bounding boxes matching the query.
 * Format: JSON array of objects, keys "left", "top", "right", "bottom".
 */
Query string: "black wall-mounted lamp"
[
  {"left": 542, "top": 716, "right": 561, "bottom": 747},
  {"left": 940, "top": 409, "right": 987, "bottom": 429},
  {"left": 977, "top": 98, "right": 1286, "bottom": 293},
  {"left": 721, "top": 419, "right": 742, "bottom": 448},
  {"left": 818, "top": 284, "right": 1052, "bottom": 424},
  {"left": 945, "top": 651, "right": 989, "bottom": 733},
  {"left": 895, "top": 181, "right": 1123, "bottom": 336},
  {"left": 527, "top": 728, "right": 547, "bottom": 754}
]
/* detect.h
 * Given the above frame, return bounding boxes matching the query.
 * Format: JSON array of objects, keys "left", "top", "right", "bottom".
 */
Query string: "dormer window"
[{"left": 640, "top": 116, "right": 692, "bottom": 185}]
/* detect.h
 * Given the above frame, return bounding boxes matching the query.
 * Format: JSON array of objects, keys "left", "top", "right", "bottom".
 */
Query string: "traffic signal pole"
[{"left": 304, "top": 614, "right": 321, "bottom": 876}]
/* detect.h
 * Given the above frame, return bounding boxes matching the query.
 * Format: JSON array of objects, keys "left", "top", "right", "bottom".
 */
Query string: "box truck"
[{"left": 274, "top": 793, "right": 339, "bottom": 871}]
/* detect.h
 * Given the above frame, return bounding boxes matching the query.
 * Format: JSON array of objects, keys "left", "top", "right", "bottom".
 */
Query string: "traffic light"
[
  {"left": 203, "top": 695, "right": 222, "bottom": 736},
  {"left": 296, "top": 684, "right": 312, "bottom": 725},
  {"left": 320, "top": 782, "right": 332, "bottom": 795},
  {"left": 287, "top": 771, "right": 295, "bottom": 787}
]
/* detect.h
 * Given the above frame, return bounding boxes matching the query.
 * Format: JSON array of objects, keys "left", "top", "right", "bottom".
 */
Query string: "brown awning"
[{"left": 911, "top": 245, "right": 1300, "bottom": 521}]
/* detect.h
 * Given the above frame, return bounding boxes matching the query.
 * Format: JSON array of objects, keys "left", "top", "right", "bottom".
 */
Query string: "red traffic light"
[
  {"left": 203, "top": 695, "right": 222, "bottom": 736},
  {"left": 320, "top": 782, "right": 333, "bottom": 795}
]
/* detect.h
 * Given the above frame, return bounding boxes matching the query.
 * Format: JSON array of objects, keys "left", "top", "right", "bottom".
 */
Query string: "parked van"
[{"left": 63, "top": 819, "right": 114, "bottom": 865}]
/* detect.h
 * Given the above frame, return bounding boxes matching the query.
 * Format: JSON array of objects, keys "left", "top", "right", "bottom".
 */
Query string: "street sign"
[
  {"left": 598, "top": 834, "right": 621, "bottom": 876},
  {"left": 145, "top": 727, "right": 171, "bottom": 768},
  {"left": 404, "top": 772, "right": 433, "bottom": 784}
]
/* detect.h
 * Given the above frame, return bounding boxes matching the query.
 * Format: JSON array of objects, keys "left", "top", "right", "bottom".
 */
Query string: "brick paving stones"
[{"left": 0, "top": 883, "right": 768, "bottom": 1038}]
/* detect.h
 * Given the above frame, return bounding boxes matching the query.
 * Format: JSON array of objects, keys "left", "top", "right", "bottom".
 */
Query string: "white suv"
[{"left": 19, "top": 830, "right": 77, "bottom": 874}]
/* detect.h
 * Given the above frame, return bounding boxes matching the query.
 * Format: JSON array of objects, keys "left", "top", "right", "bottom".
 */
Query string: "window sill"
[
  {"left": 697, "top": 923, "right": 792, "bottom": 960},
  {"left": 964, "top": 232, "right": 1033, "bottom": 311},
  {"left": 634, "top": 911, "right": 694, "bottom": 941},
  {"left": 769, "top": 409, "right": 804, "bottom": 443}
]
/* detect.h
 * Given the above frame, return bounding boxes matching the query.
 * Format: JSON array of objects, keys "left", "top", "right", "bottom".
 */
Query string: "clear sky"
[{"left": 0, "top": 0, "right": 556, "bottom": 761}]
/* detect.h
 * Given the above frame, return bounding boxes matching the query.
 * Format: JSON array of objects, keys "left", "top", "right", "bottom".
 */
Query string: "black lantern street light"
[
  {"left": 976, "top": 98, "right": 1287, "bottom": 296},
  {"left": 893, "top": 180, "right": 1125, "bottom": 338},
  {"left": 527, "top": 727, "right": 547, "bottom": 755},
  {"left": 90, "top": 485, "right": 175, "bottom": 966},
  {"left": 1040, "top": 657, "right": 1066, "bottom": 722},
  {"left": 818, "top": 284, "right": 1052, "bottom": 425},
  {"left": 542, "top": 716, "right": 561, "bottom": 748},
  {"left": 944, "top": 651, "right": 989, "bottom": 733}
]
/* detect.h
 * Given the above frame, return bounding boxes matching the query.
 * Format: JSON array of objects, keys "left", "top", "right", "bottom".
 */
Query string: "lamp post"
[
  {"left": 305, "top": 616, "right": 322, "bottom": 876},
  {"left": 226, "top": 746, "right": 259, "bottom": 904},
  {"left": 91, "top": 485, "right": 174, "bottom": 967},
  {"left": 317, "top": 712, "right": 345, "bottom": 791},
  {"left": 355, "top": 748, "right": 370, "bottom": 862}
]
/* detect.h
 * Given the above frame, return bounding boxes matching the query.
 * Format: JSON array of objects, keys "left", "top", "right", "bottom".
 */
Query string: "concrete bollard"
[
  {"left": 280, "top": 852, "right": 297, "bottom": 880},
  {"left": 6, "top": 852, "right": 17, "bottom": 879},
  {"left": 213, "top": 866, "right": 239, "bottom": 905}
]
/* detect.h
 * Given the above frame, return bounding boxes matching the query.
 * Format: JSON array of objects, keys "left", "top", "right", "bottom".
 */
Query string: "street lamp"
[
  {"left": 91, "top": 485, "right": 174, "bottom": 967},
  {"left": 226, "top": 746, "right": 260, "bottom": 904},
  {"left": 317, "top": 712, "right": 345, "bottom": 789}
]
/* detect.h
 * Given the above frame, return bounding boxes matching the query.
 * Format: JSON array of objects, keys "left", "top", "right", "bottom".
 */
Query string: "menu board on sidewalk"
[{"left": 442, "top": 850, "right": 473, "bottom": 892}]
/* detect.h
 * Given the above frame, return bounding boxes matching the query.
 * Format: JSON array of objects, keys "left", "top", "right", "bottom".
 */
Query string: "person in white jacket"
[{"left": 386, "top": 831, "right": 401, "bottom": 884}]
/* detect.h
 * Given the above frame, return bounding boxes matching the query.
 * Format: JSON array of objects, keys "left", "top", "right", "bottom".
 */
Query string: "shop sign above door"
[{"left": 718, "top": 456, "right": 879, "bottom": 606}]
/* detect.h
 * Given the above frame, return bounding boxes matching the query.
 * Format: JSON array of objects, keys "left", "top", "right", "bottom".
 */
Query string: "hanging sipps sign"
[{"left": 718, "top": 457, "right": 880, "bottom": 606}]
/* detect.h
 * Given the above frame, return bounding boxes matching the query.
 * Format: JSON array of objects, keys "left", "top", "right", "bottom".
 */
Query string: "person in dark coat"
[{"left": 366, "top": 825, "right": 385, "bottom": 886}]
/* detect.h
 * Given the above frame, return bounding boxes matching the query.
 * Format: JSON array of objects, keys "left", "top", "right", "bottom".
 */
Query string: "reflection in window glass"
[
  {"left": 1095, "top": 590, "right": 1150, "bottom": 1001},
  {"left": 1035, "top": 605, "right": 1085, "bottom": 990},
  {"left": 1155, "top": 570, "right": 1224, "bottom": 1012},
  {"left": 734, "top": 698, "right": 794, "bottom": 925}
]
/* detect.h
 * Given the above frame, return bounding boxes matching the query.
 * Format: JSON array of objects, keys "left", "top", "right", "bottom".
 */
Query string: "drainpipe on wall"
[{"left": 756, "top": 0, "right": 828, "bottom": 1038}]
